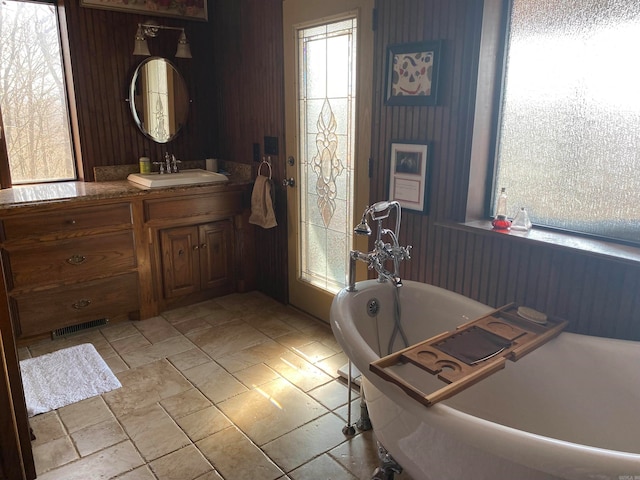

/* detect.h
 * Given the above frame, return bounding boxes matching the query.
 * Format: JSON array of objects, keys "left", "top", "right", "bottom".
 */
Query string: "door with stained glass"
[{"left": 283, "top": 0, "right": 373, "bottom": 321}]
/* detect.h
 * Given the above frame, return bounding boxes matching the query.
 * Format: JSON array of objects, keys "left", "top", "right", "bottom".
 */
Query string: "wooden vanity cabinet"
[
  {"left": 0, "top": 201, "right": 140, "bottom": 340},
  {"left": 143, "top": 186, "right": 253, "bottom": 312},
  {"left": 0, "top": 185, "right": 255, "bottom": 337},
  {"left": 0, "top": 183, "right": 254, "bottom": 480},
  {"left": 160, "top": 220, "right": 234, "bottom": 299}
]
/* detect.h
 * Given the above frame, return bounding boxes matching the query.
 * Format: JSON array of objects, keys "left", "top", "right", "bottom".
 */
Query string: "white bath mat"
[{"left": 20, "top": 343, "right": 121, "bottom": 417}]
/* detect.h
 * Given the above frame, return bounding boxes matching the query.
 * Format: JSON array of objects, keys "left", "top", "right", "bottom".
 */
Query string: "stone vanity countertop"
[{"left": 0, "top": 178, "right": 251, "bottom": 211}]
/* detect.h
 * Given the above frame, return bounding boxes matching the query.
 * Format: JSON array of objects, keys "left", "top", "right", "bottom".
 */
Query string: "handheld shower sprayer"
[
  {"left": 353, "top": 201, "right": 402, "bottom": 238},
  {"left": 371, "top": 200, "right": 391, "bottom": 212},
  {"left": 354, "top": 212, "right": 372, "bottom": 236}
]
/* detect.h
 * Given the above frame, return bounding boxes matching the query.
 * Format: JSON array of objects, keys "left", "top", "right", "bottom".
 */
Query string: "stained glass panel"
[{"left": 297, "top": 17, "right": 357, "bottom": 293}]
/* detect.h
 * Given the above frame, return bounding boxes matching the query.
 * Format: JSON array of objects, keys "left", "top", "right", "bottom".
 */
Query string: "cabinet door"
[
  {"left": 160, "top": 226, "right": 200, "bottom": 298},
  {"left": 199, "top": 221, "right": 234, "bottom": 291}
]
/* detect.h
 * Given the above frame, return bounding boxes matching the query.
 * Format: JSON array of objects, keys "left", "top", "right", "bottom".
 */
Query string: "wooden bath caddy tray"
[{"left": 370, "top": 304, "right": 568, "bottom": 407}]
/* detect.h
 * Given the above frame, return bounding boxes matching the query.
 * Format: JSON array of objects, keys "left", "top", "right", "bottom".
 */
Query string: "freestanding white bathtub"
[{"left": 330, "top": 279, "right": 640, "bottom": 480}]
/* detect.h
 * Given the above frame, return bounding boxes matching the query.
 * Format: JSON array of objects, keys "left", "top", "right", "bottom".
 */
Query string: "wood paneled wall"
[
  {"left": 208, "top": 0, "right": 288, "bottom": 302},
  {"left": 62, "top": 0, "right": 285, "bottom": 179},
  {"left": 62, "top": 0, "right": 288, "bottom": 300},
  {"left": 370, "top": 0, "right": 640, "bottom": 340},
  {"left": 59, "top": 0, "right": 640, "bottom": 337},
  {"left": 63, "top": 0, "right": 211, "bottom": 178}
]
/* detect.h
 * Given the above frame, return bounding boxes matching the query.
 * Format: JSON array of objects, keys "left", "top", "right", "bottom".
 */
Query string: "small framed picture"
[
  {"left": 388, "top": 142, "right": 431, "bottom": 213},
  {"left": 384, "top": 40, "right": 442, "bottom": 106}
]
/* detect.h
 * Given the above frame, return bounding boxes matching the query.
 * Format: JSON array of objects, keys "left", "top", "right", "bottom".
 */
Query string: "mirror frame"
[{"left": 129, "top": 56, "right": 190, "bottom": 144}]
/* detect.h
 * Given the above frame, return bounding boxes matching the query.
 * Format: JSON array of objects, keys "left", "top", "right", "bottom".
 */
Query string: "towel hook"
[{"left": 258, "top": 159, "right": 272, "bottom": 179}]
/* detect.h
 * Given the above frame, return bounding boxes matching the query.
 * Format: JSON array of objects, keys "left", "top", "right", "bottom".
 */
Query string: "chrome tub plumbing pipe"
[{"left": 342, "top": 201, "right": 412, "bottom": 440}]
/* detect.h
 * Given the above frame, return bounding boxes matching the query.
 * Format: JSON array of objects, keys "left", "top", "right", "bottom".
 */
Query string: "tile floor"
[{"left": 19, "top": 291, "right": 414, "bottom": 480}]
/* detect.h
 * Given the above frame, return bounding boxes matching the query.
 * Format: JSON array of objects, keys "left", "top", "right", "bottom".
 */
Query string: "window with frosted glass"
[
  {"left": 0, "top": 0, "right": 76, "bottom": 184},
  {"left": 494, "top": 0, "right": 640, "bottom": 244},
  {"left": 298, "top": 18, "right": 356, "bottom": 293}
]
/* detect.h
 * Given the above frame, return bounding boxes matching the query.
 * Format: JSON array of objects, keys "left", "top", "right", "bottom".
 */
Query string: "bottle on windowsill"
[
  {"left": 496, "top": 187, "right": 508, "bottom": 217},
  {"left": 492, "top": 187, "right": 511, "bottom": 230},
  {"left": 492, "top": 214, "right": 511, "bottom": 231},
  {"left": 511, "top": 207, "right": 532, "bottom": 231}
]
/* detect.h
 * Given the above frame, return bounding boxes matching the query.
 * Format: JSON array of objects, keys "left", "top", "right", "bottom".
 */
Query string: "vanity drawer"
[
  {"left": 1, "top": 202, "right": 132, "bottom": 241},
  {"left": 3, "top": 231, "right": 136, "bottom": 290},
  {"left": 11, "top": 273, "right": 139, "bottom": 338},
  {"left": 144, "top": 191, "right": 243, "bottom": 222}
]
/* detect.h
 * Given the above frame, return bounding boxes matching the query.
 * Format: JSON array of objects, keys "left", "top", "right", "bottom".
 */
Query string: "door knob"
[{"left": 283, "top": 178, "right": 295, "bottom": 187}]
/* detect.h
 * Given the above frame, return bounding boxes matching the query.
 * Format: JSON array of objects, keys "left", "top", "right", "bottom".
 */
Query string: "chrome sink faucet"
[
  {"left": 347, "top": 200, "right": 412, "bottom": 291},
  {"left": 153, "top": 153, "right": 182, "bottom": 174},
  {"left": 153, "top": 160, "right": 166, "bottom": 174},
  {"left": 172, "top": 154, "right": 182, "bottom": 173}
]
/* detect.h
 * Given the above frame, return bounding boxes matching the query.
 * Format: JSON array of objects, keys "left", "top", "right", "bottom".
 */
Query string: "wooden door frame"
[
  {"left": 283, "top": 0, "right": 374, "bottom": 321},
  {"left": 0, "top": 268, "right": 35, "bottom": 479}
]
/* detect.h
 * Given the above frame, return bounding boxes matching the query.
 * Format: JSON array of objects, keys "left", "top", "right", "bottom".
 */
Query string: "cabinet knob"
[
  {"left": 178, "top": 249, "right": 184, "bottom": 256},
  {"left": 66, "top": 254, "right": 86, "bottom": 265},
  {"left": 200, "top": 243, "right": 207, "bottom": 249},
  {"left": 67, "top": 219, "right": 77, "bottom": 225},
  {"left": 193, "top": 245, "right": 199, "bottom": 250},
  {"left": 72, "top": 299, "right": 91, "bottom": 310}
]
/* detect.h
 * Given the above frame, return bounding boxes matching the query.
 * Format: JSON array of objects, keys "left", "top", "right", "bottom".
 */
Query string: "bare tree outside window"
[{"left": 0, "top": 0, "right": 76, "bottom": 184}]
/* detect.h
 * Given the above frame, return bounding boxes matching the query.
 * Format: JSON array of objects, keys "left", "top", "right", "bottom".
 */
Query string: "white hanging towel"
[{"left": 249, "top": 174, "right": 277, "bottom": 229}]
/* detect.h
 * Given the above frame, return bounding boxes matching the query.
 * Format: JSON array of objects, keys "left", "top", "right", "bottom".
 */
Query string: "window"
[
  {"left": 492, "top": 0, "right": 640, "bottom": 245},
  {"left": 297, "top": 17, "right": 358, "bottom": 294},
  {"left": 0, "top": 0, "right": 76, "bottom": 185}
]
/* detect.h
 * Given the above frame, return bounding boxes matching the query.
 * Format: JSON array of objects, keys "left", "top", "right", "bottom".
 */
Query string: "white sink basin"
[{"left": 127, "top": 169, "right": 229, "bottom": 188}]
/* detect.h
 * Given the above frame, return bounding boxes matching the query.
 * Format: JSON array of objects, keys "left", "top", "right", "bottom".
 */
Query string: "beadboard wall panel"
[
  {"left": 209, "top": 0, "right": 287, "bottom": 302},
  {"left": 53, "top": 0, "right": 640, "bottom": 333},
  {"left": 61, "top": 0, "right": 285, "bottom": 178},
  {"left": 61, "top": 0, "right": 288, "bottom": 301},
  {"left": 63, "top": 0, "right": 209, "bottom": 178},
  {"left": 370, "top": 0, "right": 640, "bottom": 340}
]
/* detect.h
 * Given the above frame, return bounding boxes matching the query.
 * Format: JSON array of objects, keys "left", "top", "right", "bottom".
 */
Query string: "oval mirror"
[{"left": 129, "top": 57, "right": 189, "bottom": 143}]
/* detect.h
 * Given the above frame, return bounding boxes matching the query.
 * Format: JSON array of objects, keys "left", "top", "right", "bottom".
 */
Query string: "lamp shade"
[
  {"left": 133, "top": 26, "right": 151, "bottom": 56},
  {"left": 175, "top": 30, "right": 192, "bottom": 59}
]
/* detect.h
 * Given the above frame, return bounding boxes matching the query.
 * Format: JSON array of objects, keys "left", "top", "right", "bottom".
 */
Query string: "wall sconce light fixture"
[{"left": 133, "top": 20, "right": 192, "bottom": 59}]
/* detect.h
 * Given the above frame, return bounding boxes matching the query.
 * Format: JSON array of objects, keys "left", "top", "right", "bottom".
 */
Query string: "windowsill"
[{"left": 440, "top": 220, "right": 640, "bottom": 266}]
